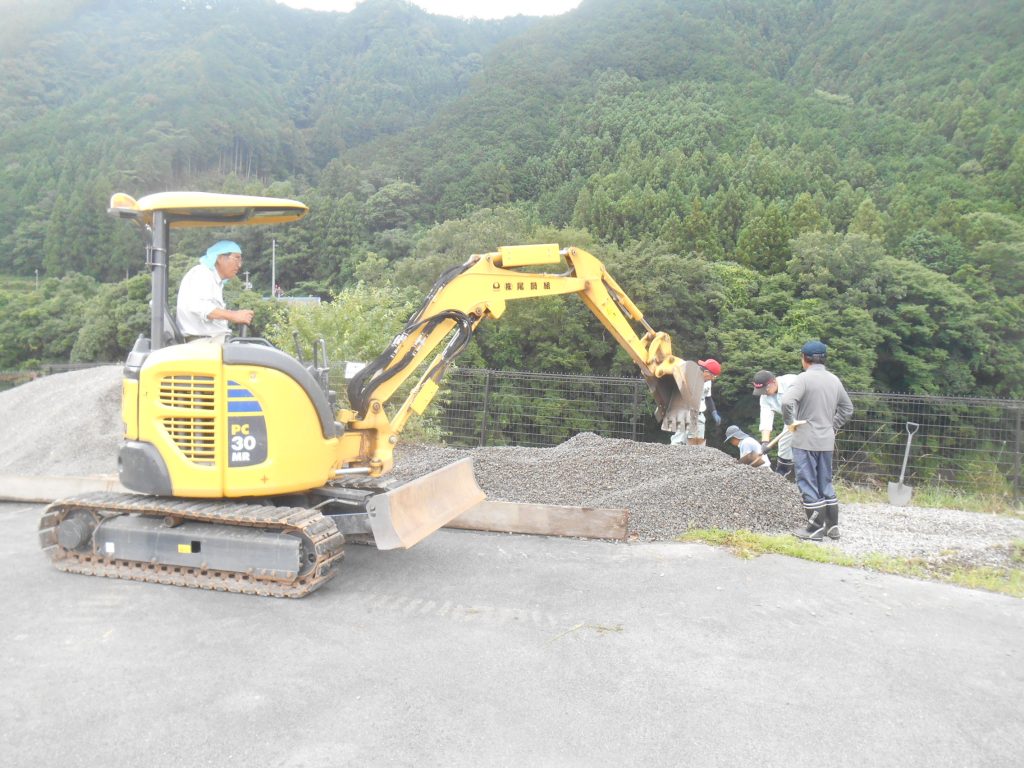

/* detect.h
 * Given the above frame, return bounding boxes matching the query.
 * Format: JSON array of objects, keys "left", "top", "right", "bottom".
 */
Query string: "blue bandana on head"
[{"left": 201, "top": 240, "right": 241, "bottom": 269}]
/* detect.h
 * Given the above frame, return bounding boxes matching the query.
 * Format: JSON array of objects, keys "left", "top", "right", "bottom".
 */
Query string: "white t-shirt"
[
  {"left": 758, "top": 373, "right": 798, "bottom": 433},
  {"left": 738, "top": 435, "right": 771, "bottom": 469},
  {"left": 699, "top": 379, "right": 711, "bottom": 413},
  {"left": 176, "top": 263, "right": 229, "bottom": 337}
]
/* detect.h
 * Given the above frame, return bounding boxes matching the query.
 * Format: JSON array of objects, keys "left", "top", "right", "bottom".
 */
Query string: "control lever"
[{"left": 316, "top": 338, "right": 331, "bottom": 394}]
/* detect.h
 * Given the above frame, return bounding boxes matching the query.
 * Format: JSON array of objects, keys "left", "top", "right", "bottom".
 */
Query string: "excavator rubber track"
[{"left": 39, "top": 491, "right": 345, "bottom": 598}]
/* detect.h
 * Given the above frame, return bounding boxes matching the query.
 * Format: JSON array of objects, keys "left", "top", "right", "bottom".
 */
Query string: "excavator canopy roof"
[{"left": 108, "top": 191, "right": 308, "bottom": 229}]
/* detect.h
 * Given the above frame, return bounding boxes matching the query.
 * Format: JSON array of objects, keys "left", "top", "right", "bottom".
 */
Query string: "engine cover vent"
[{"left": 159, "top": 375, "right": 217, "bottom": 464}]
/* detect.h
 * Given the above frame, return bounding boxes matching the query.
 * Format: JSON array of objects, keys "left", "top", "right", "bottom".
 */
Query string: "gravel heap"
[
  {"left": 392, "top": 432, "right": 805, "bottom": 540},
  {"left": 0, "top": 366, "right": 122, "bottom": 476}
]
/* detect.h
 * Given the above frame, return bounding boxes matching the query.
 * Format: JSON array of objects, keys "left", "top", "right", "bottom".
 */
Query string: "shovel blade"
[
  {"left": 367, "top": 457, "right": 485, "bottom": 550},
  {"left": 887, "top": 481, "right": 913, "bottom": 506}
]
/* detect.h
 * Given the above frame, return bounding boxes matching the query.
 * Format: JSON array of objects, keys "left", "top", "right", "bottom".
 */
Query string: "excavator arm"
[{"left": 338, "top": 244, "right": 705, "bottom": 475}]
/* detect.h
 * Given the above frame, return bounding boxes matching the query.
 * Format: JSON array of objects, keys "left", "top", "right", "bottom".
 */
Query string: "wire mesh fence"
[
  {"left": 440, "top": 368, "right": 651, "bottom": 447},
  {"left": 437, "top": 368, "right": 1023, "bottom": 499},
  {"left": 836, "top": 392, "right": 1023, "bottom": 498}
]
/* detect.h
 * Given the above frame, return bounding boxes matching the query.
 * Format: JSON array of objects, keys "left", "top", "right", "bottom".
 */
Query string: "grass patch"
[
  {"left": 680, "top": 529, "right": 1024, "bottom": 599},
  {"left": 836, "top": 481, "right": 1023, "bottom": 517}
]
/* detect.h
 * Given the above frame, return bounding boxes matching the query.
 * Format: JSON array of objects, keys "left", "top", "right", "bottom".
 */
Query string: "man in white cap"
[
  {"left": 724, "top": 425, "right": 771, "bottom": 469},
  {"left": 781, "top": 340, "right": 854, "bottom": 541},
  {"left": 751, "top": 369, "right": 799, "bottom": 480},
  {"left": 176, "top": 240, "right": 254, "bottom": 339}
]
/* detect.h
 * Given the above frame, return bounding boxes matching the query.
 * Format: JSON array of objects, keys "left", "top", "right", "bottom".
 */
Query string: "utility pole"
[
  {"left": 243, "top": 270, "right": 252, "bottom": 291},
  {"left": 271, "top": 239, "right": 276, "bottom": 299},
  {"left": 35, "top": 269, "right": 39, "bottom": 290}
]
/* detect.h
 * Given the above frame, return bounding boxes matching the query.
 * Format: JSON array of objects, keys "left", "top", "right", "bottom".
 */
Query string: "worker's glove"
[
  {"left": 760, "top": 440, "right": 770, "bottom": 452},
  {"left": 710, "top": 410, "right": 721, "bottom": 426}
]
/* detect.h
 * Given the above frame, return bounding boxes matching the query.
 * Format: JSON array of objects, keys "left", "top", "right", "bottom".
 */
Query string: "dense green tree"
[
  {"left": 789, "top": 192, "right": 831, "bottom": 236},
  {"left": 735, "top": 202, "right": 792, "bottom": 273},
  {"left": 847, "top": 197, "right": 887, "bottom": 241}
]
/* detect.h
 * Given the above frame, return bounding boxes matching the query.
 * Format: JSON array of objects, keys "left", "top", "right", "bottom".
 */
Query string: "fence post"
[
  {"left": 1015, "top": 407, "right": 1022, "bottom": 501},
  {"left": 479, "top": 370, "right": 492, "bottom": 447},
  {"left": 631, "top": 381, "right": 641, "bottom": 441}
]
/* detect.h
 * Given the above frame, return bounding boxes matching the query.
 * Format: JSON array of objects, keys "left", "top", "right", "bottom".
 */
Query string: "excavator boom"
[{"left": 341, "top": 244, "right": 704, "bottom": 476}]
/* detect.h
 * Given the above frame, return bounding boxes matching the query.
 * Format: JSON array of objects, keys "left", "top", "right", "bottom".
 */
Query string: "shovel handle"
[
  {"left": 897, "top": 422, "right": 920, "bottom": 483},
  {"left": 763, "top": 420, "right": 807, "bottom": 451}
]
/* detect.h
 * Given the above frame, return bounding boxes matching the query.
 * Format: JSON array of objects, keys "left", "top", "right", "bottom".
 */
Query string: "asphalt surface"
[{"left": 2, "top": 501, "right": 1022, "bottom": 767}]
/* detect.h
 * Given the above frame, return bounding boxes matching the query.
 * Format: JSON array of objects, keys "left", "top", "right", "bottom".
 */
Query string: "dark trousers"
[{"left": 792, "top": 448, "right": 838, "bottom": 521}]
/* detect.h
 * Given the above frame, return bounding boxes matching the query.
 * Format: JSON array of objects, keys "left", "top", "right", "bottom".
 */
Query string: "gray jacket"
[{"left": 780, "top": 364, "right": 854, "bottom": 451}]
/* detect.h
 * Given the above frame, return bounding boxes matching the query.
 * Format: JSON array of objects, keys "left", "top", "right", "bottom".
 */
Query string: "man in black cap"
[
  {"left": 751, "top": 369, "right": 799, "bottom": 480},
  {"left": 780, "top": 340, "right": 854, "bottom": 541}
]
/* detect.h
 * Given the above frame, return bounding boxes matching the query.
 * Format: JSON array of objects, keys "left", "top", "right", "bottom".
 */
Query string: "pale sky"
[{"left": 275, "top": 1, "right": 582, "bottom": 19}]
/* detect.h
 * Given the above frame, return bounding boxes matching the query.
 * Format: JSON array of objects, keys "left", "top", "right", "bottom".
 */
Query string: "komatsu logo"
[{"left": 492, "top": 280, "right": 552, "bottom": 292}]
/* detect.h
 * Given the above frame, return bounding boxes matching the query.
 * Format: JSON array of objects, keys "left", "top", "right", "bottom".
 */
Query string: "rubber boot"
[
  {"left": 825, "top": 504, "right": 840, "bottom": 540},
  {"left": 792, "top": 508, "right": 824, "bottom": 541}
]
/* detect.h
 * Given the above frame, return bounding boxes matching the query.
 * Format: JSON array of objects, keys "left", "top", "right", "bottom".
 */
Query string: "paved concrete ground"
[{"left": 2, "top": 501, "right": 1022, "bottom": 767}]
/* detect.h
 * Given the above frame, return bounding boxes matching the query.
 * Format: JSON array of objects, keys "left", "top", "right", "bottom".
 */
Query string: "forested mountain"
[{"left": 1, "top": 0, "right": 1022, "bottom": 401}]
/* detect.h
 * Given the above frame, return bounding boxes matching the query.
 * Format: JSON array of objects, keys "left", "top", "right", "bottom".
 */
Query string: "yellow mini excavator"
[{"left": 38, "top": 191, "right": 705, "bottom": 597}]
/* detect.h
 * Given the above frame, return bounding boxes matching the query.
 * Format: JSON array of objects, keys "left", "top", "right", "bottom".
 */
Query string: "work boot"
[
  {"left": 793, "top": 525, "right": 824, "bottom": 541},
  {"left": 792, "top": 509, "right": 824, "bottom": 541},
  {"left": 824, "top": 504, "right": 840, "bottom": 540},
  {"left": 775, "top": 458, "right": 795, "bottom": 482}
]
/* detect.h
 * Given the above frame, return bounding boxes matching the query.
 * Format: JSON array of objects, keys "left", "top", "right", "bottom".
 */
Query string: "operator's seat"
[{"left": 163, "top": 305, "right": 185, "bottom": 345}]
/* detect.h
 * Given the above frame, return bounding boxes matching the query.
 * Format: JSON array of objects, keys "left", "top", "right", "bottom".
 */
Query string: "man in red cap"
[{"left": 671, "top": 358, "right": 722, "bottom": 446}]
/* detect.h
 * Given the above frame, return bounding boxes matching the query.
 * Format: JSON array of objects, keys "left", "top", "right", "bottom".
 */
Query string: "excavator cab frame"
[{"left": 107, "top": 191, "right": 309, "bottom": 352}]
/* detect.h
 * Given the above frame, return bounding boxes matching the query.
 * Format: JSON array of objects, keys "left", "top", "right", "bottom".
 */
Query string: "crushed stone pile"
[
  {"left": 0, "top": 366, "right": 123, "bottom": 476},
  {"left": 392, "top": 433, "right": 805, "bottom": 540}
]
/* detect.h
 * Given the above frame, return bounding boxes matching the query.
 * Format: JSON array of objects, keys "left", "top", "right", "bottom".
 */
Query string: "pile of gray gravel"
[
  {"left": 393, "top": 433, "right": 805, "bottom": 540},
  {"left": 0, "top": 366, "right": 122, "bottom": 476}
]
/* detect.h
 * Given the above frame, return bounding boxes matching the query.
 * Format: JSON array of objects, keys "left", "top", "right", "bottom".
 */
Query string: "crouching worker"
[
  {"left": 176, "top": 240, "right": 254, "bottom": 340},
  {"left": 724, "top": 425, "right": 771, "bottom": 469}
]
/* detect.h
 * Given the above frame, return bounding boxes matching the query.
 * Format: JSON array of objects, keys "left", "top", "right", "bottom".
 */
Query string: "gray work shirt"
[{"left": 780, "top": 364, "right": 854, "bottom": 451}]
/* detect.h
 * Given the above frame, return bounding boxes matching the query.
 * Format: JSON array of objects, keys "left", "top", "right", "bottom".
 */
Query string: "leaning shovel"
[{"left": 887, "top": 421, "right": 920, "bottom": 506}]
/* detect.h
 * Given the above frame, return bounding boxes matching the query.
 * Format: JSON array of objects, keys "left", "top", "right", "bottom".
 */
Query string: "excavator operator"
[{"left": 176, "top": 240, "right": 254, "bottom": 340}]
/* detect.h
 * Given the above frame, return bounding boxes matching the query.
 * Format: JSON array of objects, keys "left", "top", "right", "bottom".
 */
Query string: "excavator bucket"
[
  {"left": 653, "top": 360, "right": 705, "bottom": 434},
  {"left": 365, "top": 457, "right": 485, "bottom": 550}
]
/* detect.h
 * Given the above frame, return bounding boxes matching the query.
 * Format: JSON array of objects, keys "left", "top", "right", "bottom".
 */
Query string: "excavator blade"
[
  {"left": 366, "top": 457, "right": 485, "bottom": 550},
  {"left": 652, "top": 360, "right": 704, "bottom": 434}
]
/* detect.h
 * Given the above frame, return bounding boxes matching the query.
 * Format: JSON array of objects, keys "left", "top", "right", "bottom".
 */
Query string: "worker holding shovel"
[
  {"left": 751, "top": 369, "right": 799, "bottom": 480},
  {"left": 724, "top": 425, "right": 772, "bottom": 469},
  {"left": 781, "top": 341, "right": 854, "bottom": 541}
]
